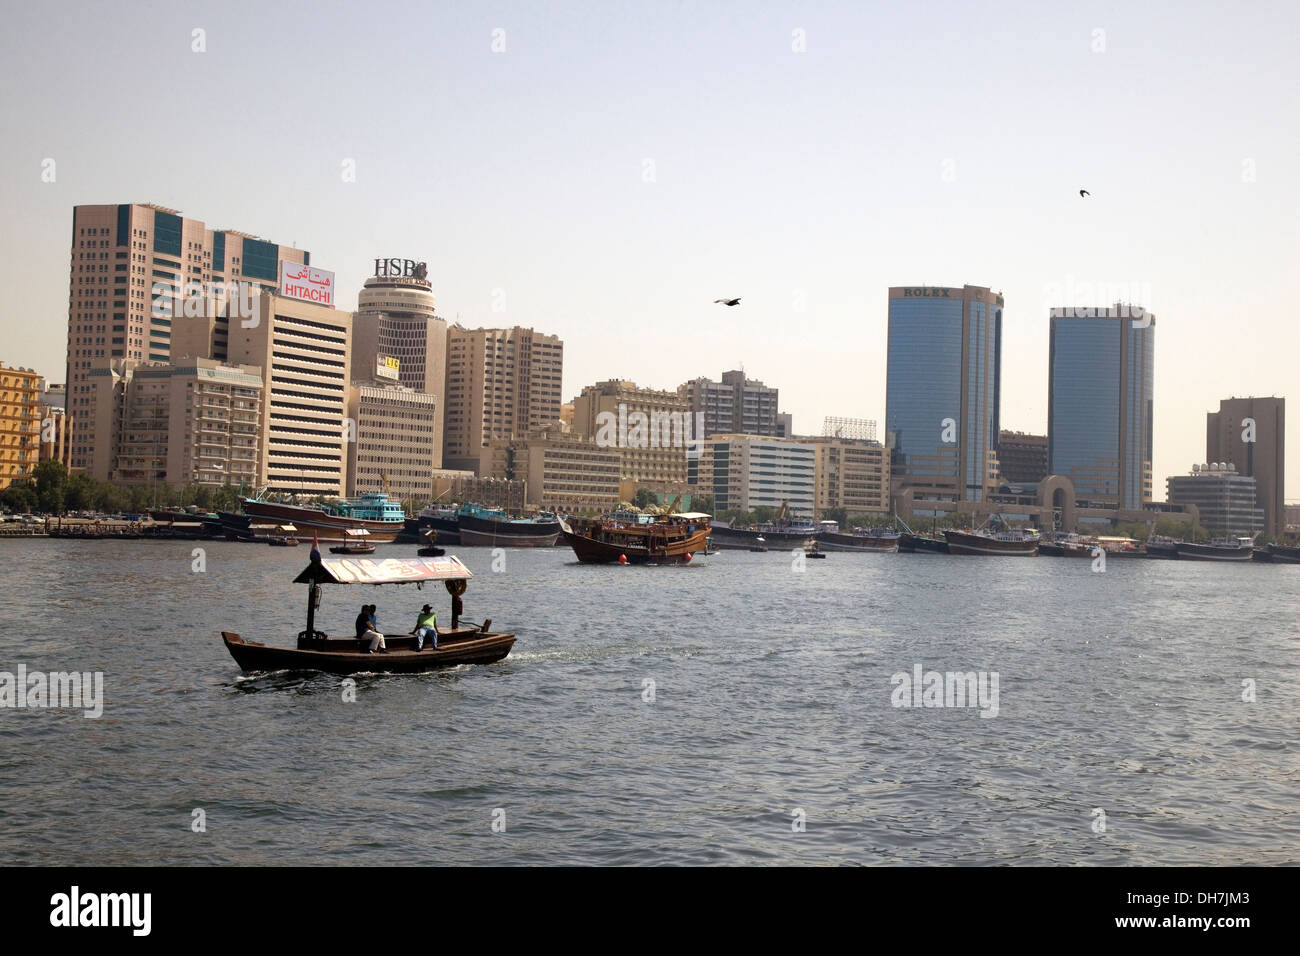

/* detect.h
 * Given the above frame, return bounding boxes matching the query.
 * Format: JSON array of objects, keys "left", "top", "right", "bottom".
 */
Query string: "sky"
[{"left": 1, "top": 0, "right": 1297, "bottom": 499}]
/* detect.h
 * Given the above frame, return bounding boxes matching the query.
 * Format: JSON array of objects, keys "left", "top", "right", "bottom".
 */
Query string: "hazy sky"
[{"left": 2, "top": 0, "right": 1296, "bottom": 498}]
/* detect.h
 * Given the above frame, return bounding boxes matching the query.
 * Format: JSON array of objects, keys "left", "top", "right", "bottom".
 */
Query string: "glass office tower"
[
  {"left": 1048, "top": 306, "right": 1154, "bottom": 510},
  {"left": 885, "top": 285, "right": 1003, "bottom": 503}
]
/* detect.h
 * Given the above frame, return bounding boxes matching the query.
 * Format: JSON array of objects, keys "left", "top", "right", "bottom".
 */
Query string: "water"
[{"left": 1, "top": 539, "right": 1296, "bottom": 865}]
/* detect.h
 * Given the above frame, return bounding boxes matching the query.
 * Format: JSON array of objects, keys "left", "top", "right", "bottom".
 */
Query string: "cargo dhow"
[{"left": 234, "top": 492, "right": 405, "bottom": 544}]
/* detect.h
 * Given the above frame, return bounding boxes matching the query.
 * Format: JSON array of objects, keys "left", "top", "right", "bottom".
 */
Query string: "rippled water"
[{"left": 0, "top": 538, "right": 1296, "bottom": 865}]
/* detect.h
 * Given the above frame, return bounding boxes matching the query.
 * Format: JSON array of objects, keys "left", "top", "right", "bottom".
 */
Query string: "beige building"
[
  {"left": 571, "top": 380, "right": 693, "bottom": 489},
  {"left": 346, "top": 383, "right": 439, "bottom": 502},
  {"left": 86, "top": 358, "right": 263, "bottom": 487},
  {"left": 37, "top": 382, "right": 72, "bottom": 467},
  {"left": 226, "top": 294, "right": 352, "bottom": 495},
  {"left": 692, "top": 433, "right": 817, "bottom": 518},
  {"left": 1207, "top": 397, "right": 1285, "bottom": 539},
  {"left": 350, "top": 263, "right": 447, "bottom": 467},
  {"left": 678, "top": 370, "right": 787, "bottom": 438},
  {"left": 480, "top": 425, "right": 620, "bottom": 513},
  {"left": 793, "top": 436, "right": 891, "bottom": 516},
  {"left": 444, "top": 326, "right": 564, "bottom": 472},
  {"left": 0, "top": 363, "right": 41, "bottom": 490},
  {"left": 65, "top": 203, "right": 307, "bottom": 475}
]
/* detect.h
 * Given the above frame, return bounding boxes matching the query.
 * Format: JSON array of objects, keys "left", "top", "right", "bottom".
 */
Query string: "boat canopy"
[
  {"left": 294, "top": 555, "right": 474, "bottom": 585},
  {"left": 342, "top": 527, "right": 371, "bottom": 537},
  {"left": 277, "top": 524, "right": 298, "bottom": 532},
  {"left": 671, "top": 512, "right": 712, "bottom": 520}
]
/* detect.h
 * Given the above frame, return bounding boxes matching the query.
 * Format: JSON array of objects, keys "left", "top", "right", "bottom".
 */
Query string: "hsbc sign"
[{"left": 374, "top": 259, "right": 429, "bottom": 280}]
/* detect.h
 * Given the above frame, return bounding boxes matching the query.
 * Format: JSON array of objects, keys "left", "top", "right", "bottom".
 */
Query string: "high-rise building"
[
  {"left": 696, "top": 434, "right": 816, "bottom": 518},
  {"left": 346, "top": 383, "right": 439, "bottom": 502},
  {"left": 443, "top": 326, "right": 564, "bottom": 473},
  {"left": 678, "top": 370, "right": 785, "bottom": 438},
  {"left": 886, "top": 285, "right": 1003, "bottom": 504},
  {"left": 86, "top": 358, "right": 263, "bottom": 487},
  {"left": 1048, "top": 304, "right": 1154, "bottom": 509},
  {"left": 226, "top": 294, "right": 352, "bottom": 495},
  {"left": 571, "top": 380, "right": 693, "bottom": 488},
  {"left": 0, "top": 362, "right": 41, "bottom": 490},
  {"left": 1206, "top": 397, "right": 1285, "bottom": 539},
  {"left": 65, "top": 203, "right": 308, "bottom": 475},
  {"left": 1167, "top": 463, "right": 1264, "bottom": 536},
  {"left": 998, "top": 431, "right": 1049, "bottom": 484},
  {"left": 349, "top": 259, "right": 447, "bottom": 467}
]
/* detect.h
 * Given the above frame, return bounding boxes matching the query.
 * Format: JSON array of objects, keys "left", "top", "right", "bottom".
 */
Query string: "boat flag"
[{"left": 310, "top": 531, "right": 321, "bottom": 562}]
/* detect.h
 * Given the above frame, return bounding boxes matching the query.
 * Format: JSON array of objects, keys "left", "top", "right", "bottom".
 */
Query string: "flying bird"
[
  {"left": 1079, "top": 189, "right": 1090, "bottom": 198},
  {"left": 714, "top": 297, "right": 741, "bottom": 306}
]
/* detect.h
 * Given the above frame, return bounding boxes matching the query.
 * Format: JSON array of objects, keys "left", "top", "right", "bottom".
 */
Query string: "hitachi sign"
[{"left": 374, "top": 259, "right": 429, "bottom": 280}]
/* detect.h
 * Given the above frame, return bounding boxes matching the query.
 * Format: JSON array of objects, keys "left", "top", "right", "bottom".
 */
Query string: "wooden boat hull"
[
  {"left": 417, "top": 546, "right": 446, "bottom": 557},
  {"left": 1267, "top": 543, "right": 1300, "bottom": 564},
  {"left": 943, "top": 529, "right": 1038, "bottom": 556},
  {"left": 897, "top": 532, "right": 950, "bottom": 554},
  {"left": 241, "top": 499, "right": 402, "bottom": 543},
  {"left": 708, "top": 525, "right": 814, "bottom": 550},
  {"left": 562, "top": 526, "right": 710, "bottom": 564},
  {"left": 1174, "top": 542, "right": 1253, "bottom": 561},
  {"left": 329, "top": 545, "right": 376, "bottom": 554},
  {"left": 456, "top": 514, "right": 561, "bottom": 547},
  {"left": 221, "top": 630, "right": 515, "bottom": 674},
  {"left": 815, "top": 531, "right": 899, "bottom": 552}
]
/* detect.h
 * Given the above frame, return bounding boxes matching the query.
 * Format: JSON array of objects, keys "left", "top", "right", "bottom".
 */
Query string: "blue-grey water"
[{"left": 0, "top": 539, "right": 1296, "bottom": 865}]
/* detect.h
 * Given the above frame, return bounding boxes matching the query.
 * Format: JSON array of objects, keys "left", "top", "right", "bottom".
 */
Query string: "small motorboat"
[
  {"left": 329, "top": 527, "right": 376, "bottom": 555},
  {"left": 220, "top": 549, "right": 515, "bottom": 675},
  {"left": 748, "top": 535, "right": 769, "bottom": 553},
  {"left": 805, "top": 548, "right": 827, "bottom": 559}
]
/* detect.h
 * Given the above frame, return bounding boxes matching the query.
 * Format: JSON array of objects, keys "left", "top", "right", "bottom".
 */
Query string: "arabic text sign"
[{"left": 280, "top": 261, "right": 335, "bottom": 307}]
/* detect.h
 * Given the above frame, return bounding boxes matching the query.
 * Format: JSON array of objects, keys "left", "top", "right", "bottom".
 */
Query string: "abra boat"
[
  {"left": 329, "top": 528, "right": 376, "bottom": 555},
  {"left": 944, "top": 527, "right": 1039, "bottom": 556},
  {"left": 240, "top": 492, "right": 404, "bottom": 544},
  {"left": 1174, "top": 537, "right": 1254, "bottom": 562},
  {"left": 417, "top": 528, "right": 445, "bottom": 557},
  {"left": 561, "top": 512, "right": 711, "bottom": 564},
  {"left": 267, "top": 524, "right": 300, "bottom": 547},
  {"left": 220, "top": 551, "right": 515, "bottom": 675}
]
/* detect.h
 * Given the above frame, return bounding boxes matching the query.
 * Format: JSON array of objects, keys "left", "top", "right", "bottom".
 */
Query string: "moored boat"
[
  {"left": 815, "top": 528, "right": 900, "bottom": 553},
  {"left": 1266, "top": 543, "right": 1300, "bottom": 564},
  {"left": 240, "top": 492, "right": 404, "bottom": 544},
  {"left": 944, "top": 527, "right": 1039, "bottom": 556},
  {"left": 456, "top": 506, "right": 561, "bottom": 547},
  {"left": 220, "top": 551, "right": 515, "bottom": 674},
  {"left": 561, "top": 512, "right": 711, "bottom": 564},
  {"left": 1174, "top": 538, "right": 1254, "bottom": 561},
  {"left": 897, "top": 532, "right": 950, "bottom": 554},
  {"left": 1038, "top": 533, "right": 1095, "bottom": 558}
]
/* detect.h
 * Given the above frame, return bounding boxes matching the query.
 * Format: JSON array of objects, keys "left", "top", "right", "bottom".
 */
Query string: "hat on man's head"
[{"left": 422, "top": 604, "right": 432, "bottom": 613}]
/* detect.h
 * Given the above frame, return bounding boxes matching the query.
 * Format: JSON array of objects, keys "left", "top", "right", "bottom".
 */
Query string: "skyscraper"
[
  {"left": 66, "top": 203, "right": 307, "bottom": 474},
  {"left": 349, "top": 259, "right": 447, "bottom": 467},
  {"left": 443, "top": 326, "right": 564, "bottom": 473},
  {"left": 885, "top": 285, "right": 1003, "bottom": 503},
  {"left": 1207, "top": 396, "right": 1284, "bottom": 538},
  {"left": 1048, "top": 305, "right": 1154, "bottom": 509}
]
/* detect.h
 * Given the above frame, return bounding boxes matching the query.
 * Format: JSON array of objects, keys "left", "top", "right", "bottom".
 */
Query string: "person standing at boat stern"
[{"left": 414, "top": 604, "right": 438, "bottom": 650}]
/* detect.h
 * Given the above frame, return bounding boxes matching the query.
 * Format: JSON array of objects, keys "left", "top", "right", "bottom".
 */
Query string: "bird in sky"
[
  {"left": 1079, "top": 189, "right": 1090, "bottom": 198},
  {"left": 714, "top": 297, "right": 741, "bottom": 306}
]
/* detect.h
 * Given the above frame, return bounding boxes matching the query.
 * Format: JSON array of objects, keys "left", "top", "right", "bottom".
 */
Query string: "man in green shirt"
[{"left": 414, "top": 604, "right": 438, "bottom": 650}]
